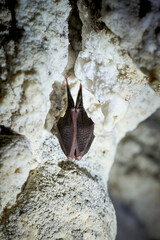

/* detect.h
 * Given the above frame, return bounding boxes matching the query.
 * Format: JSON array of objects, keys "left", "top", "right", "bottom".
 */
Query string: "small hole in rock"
[
  {"left": 113, "top": 115, "right": 118, "bottom": 120},
  {"left": 15, "top": 168, "right": 22, "bottom": 173}
]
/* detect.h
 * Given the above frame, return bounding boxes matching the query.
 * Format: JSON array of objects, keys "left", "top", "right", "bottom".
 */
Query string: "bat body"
[{"left": 57, "top": 78, "right": 95, "bottom": 160}]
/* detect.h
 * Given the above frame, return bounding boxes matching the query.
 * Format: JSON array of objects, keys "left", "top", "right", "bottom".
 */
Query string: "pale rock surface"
[
  {"left": 76, "top": 0, "right": 160, "bottom": 140},
  {"left": 0, "top": 0, "right": 160, "bottom": 239},
  {"left": 109, "top": 109, "right": 160, "bottom": 239},
  {"left": 0, "top": 0, "right": 70, "bottom": 160},
  {"left": 0, "top": 136, "right": 116, "bottom": 240},
  {"left": 0, "top": 135, "right": 32, "bottom": 213},
  {"left": 0, "top": 0, "right": 71, "bottom": 216},
  {"left": 0, "top": 0, "right": 116, "bottom": 239},
  {"left": 101, "top": 0, "right": 160, "bottom": 93}
]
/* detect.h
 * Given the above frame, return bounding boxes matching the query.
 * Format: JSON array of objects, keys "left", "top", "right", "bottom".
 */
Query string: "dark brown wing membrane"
[
  {"left": 57, "top": 78, "right": 74, "bottom": 157},
  {"left": 65, "top": 77, "right": 74, "bottom": 110},
  {"left": 57, "top": 78, "right": 95, "bottom": 160},
  {"left": 76, "top": 83, "right": 83, "bottom": 108},
  {"left": 57, "top": 111, "right": 73, "bottom": 157},
  {"left": 76, "top": 109, "right": 95, "bottom": 158}
]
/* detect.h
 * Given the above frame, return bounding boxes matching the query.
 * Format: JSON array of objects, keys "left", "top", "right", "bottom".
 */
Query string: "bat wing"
[
  {"left": 57, "top": 79, "right": 95, "bottom": 160},
  {"left": 57, "top": 78, "right": 75, "bottom": 158},
  {"left": 76, "top": 109, "right": 95, "bottom": 159},
  {"left": 57, "top": 111, "right": 74, "bottom": 157}
]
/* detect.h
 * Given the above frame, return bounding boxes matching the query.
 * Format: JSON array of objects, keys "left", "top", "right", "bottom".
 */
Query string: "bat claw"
[
  {"left": 67, "top": 156, "right": 73, "bottom": 161},
  {"left": 75, "top": 156, "right": 82, "bottom": 160}
]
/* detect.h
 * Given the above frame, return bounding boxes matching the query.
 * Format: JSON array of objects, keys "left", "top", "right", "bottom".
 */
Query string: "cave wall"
[
  {"left": 109, "top": 109, "right": 160, "bottom": 239},
  {"left": 0, "top": 0, "right": 160, "bottom": 239}
]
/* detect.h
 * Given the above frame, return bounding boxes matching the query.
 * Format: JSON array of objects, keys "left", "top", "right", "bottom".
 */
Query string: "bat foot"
[
  {"left": 75, "top": 156, "right": 82, "bottom": 160},
  {"left": 67, "top": 156, "right": 73, "bottom": 161}
]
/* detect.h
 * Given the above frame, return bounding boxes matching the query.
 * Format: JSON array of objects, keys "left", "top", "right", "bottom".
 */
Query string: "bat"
[{"left": 57, "top": 78, "right": 95, "bottom": 160}]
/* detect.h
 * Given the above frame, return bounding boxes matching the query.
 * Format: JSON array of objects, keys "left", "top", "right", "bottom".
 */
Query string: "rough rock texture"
[
  {"left": 0, "top": 0, "right": 70, "bottom": 159},
  {"left": 102, "top": 0, "right": 160, "bottom": 94},
  {"left": 75, "top": 0, "right": 160, "bottom": 142},
  {"left": 0, "top": 0, "right": 117, "bottom": 239},
  {"left": 0, "top": 136, "right": 116, "bottom": 240},
  {"left": 0, "top": 134, "right": 32, "bottom": 213},
  {"left": 109, "top": 109, "right": 160, "bottom": 239},
  {"left": 0, "top": 0, "right": 160, "bottom": 239},
  {"left": 0, "top": 0, "right": 71, "bottom": 216}
]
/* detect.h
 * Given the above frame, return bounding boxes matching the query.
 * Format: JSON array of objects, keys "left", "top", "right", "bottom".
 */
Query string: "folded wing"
[
  {"left": 57, "top": 111, "right": 74, "bottom": 157},
  {"left": 76, "top": 109, "right": 95, "bottom": 158}
]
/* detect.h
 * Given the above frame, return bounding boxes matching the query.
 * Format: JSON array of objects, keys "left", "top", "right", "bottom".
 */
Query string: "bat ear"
[
  {"left": 76, "top": 83, "right": 83, "bottom": 108},
  {"left": 65, "top": 77, "right": 74, "bottom": 109}
]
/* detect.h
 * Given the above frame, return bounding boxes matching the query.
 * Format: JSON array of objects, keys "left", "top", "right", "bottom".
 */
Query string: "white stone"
[
  {"left": 0, "top": 0, "right": 160, "bottom": 239},
  {"left": 0, "top": 136, "right": 32, "bottom": 212},
  {"left": 101, "top": 0, "right": 160, "bottom": 93}
]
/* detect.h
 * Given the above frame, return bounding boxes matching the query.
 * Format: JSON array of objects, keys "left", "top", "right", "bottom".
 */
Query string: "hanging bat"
[{"left": 57, "top": 78, "right": 95, "bottom": 160}]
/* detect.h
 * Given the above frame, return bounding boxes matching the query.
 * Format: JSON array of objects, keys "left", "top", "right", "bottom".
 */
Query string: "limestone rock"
[
  {"left": 101, "top": 0, "right": 160, "bottom": 93},
  {"left": 0, "top": 134, "right": 32, "bottom": 213},
  {"left": 109, "top": 109, "right": 160, "bottom": 239},
  {"left": 0, "top": 136, "right": 116, "bottom": 240},
  {"left": 0, "top": 0, "right": 160, "bottom": 239},
  {"left": 0, "top": 0, "right": 71, "bottom": 161},
  {"left": 75, "top": 0, "right": 160, "bottom": 142}
]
